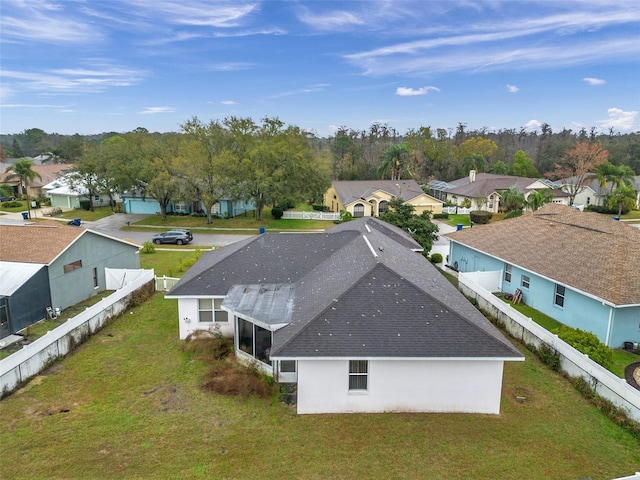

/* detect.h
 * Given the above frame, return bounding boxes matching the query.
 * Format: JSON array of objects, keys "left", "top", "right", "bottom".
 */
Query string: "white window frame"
[
  {"left": 554, "top": 284, "right": 565, "bottom": 308},
  {"left": 504, "top": 264, "right": 512, "bottom": 283},
  {"left": 213, "top": 298, "right": 228, "bottom": 323},
  {"left": 521, "top": 275, "right": 530, "bottom": 289},
  {"left": 280, "top": 360, "right": 296, "bottom": 373},
  {"left": 198, "top": 298, "right": 214, "bottom": 323},
  {"left": 349, "top": 360, "right": 368, "bottom": 391},
  {"left": 353, "top": 203, "right": 365, "bottom": 218}
]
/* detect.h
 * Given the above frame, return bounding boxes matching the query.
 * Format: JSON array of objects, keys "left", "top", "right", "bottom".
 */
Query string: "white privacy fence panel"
[
  {"left": 443, "top": 206, "right": 472, "bottom": 214},
  {"left": 458, "top": 272, "right": 640, "bottom": 424},
  {"left": 0, "top": 269, "right": 155, "bottom": 398},
  {"left": 155, "top": 276, "right": 180, "bottom": 292},
  {"left": 282, "top": 211, "right": 341, "bottom": 221},
  {"left": 106, "top": 268, "right": 154, "bottom": 290}
]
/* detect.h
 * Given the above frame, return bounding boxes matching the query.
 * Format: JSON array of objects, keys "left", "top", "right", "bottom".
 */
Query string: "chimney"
[{"left": 469, "top": 170, "right": 476, "bottom": 183}]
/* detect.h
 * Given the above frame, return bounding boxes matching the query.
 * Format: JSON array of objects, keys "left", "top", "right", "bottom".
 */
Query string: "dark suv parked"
[{"left": 152, "top": 230, "right": 193, "bottom": 245}]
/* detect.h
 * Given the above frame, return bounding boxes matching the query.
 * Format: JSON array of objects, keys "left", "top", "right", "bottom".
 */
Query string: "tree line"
[{"left": 1, "top": 121, "right": 639, "bottom": 221}]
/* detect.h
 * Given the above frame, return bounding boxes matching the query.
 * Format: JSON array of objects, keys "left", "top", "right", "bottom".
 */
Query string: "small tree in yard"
[
  {"left": 379, "top": 198, "right": 438, "bottom": 255},
  {"left": 552, "top": 142, "right": 608, "bottom": 205}
]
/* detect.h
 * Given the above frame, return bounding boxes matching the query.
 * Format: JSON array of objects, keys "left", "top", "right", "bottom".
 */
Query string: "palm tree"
[
  {"left": 377, "top": 143, "right": 411, "bottom": 180},
  {"left": 607, "top": 184, "right": 636, "bottom": 217},
  {"left": 526, "top": 188, "right": 554, "bottom": 211},
  {"left": 5, "top": 159, "right": 42, "bottom": 219},
  {"left": 500, "top": 186, "right": 526, "bottom": 218}
]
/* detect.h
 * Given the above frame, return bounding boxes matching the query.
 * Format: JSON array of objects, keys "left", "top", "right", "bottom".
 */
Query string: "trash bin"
[
  {"left": 259, "top": 226, "right": 266, "bottom": 234},
  {"left": 21, "top": 212, "right": 28, "bottom": 220},
  {"left": 456, "top": 224, "right": 463, "bottom": 231}
]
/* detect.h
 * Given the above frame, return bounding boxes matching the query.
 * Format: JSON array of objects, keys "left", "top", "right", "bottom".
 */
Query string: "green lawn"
[
  {"left": 140, "top": 248, "right": 206, "bottom": 277},
  {"left": 1, "top": 292, "right": 638, "bottom": 479},
  {"left": 132, "top": 207, "right": 334, "bottom": 232},
  {"left": 502, "top": 299, "right": 638, "bottom": 378}
]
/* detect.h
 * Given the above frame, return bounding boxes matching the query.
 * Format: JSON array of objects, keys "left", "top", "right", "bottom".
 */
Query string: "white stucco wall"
[
  {"left": 296, "top": 359, "right": 505, "bottom": 415},
  {"left": 176, "top": 298, "right": 234, "bottom": 340}
]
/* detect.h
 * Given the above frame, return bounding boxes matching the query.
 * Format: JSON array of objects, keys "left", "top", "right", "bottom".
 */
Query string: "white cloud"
[
  {"left": 523, "top": 119, "right": 542, "bottom": 131},
  {"left": 221, "top": 100, "right": 235, "bottom": 105},
  {"left": 583, "top": 77, "right": 606, "bottom": 86},
  {"left": 139, "top": 106, "right": 175, "bottom": 114},
  {"left": 598, "top": 107, "right": 638, "bottom": 131},
  {"left": 506, "top": 84, "right": 519, "bottom": 93},
  {"left": 396, "top": 86, "right": 440, "bottom": 96}
]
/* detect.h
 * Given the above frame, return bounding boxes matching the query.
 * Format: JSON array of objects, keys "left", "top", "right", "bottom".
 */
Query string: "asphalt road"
[{"left": 67, "top": 213, "right": 257, "bottom": 248}]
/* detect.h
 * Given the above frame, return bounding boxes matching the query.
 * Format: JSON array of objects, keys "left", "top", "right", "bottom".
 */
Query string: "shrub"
[
  {"left": 1, "top": 200, "right": 22, "bottom": 208},
  {"left": 557, "top": 326, "right": 613, "bottom": 369},
  {"left": 537, "top": 344, "right": 561, "bottom": 371},
  {"left": 201, "top": 359, "right": 275, "bottom": 398},
  {"left": 470, "top": 210, "right": 492, "bottom": 224},
  {"left": 140, "top": 241, "right": 156, "bottom": 254},
  {"left": 432, "top": 213, "right": 449, "bottom": 219},
  {"left": 339, "top": 210, "right": 352, "bottom": 222},
  {"left": 271, "top": 206, "right": 283, "bottom": 219},
  {"left": 79, "top": 200, "right": 90, "bottom": 210},
  {"left": 429, "top": 253, "right": 443, "bottom": 264},
  {"left": 312, "top": 204, "right": 329, "bottom": 211}
]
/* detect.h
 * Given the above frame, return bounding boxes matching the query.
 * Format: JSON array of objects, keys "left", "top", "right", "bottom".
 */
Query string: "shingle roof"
[
  {"left": 0, "top": 164, "right": 75, "bottom": 188},
  {"left": 0, "top": 224, "right": 139, "bottom": 264},
  {"left": 332, "top": 179, "right": 425, "bottom": 205},
  {"left": 169, "top": 217, "right": 522, "bottom": 360},
  {"left": 446, "top": 203, "right": 640, "bottom": 306},
  {"left": 445, "top": 173, "right": 540, "bottom": 198}
]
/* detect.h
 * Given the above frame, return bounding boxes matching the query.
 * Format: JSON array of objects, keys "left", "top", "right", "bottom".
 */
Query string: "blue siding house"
[
  {"left": 121, "top": 192, "right": 254, "bottom": 218},
  {"left": 447, "top": 204, "right": 640, "bottom": 348}
]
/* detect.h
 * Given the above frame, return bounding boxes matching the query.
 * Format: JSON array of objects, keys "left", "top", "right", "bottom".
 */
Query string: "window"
[
  {"left": 504, "top": 264, "right": 512, "bottom": 283},
  {"left": 521, "top": 275, "right": 530, "bottom": 289},
  {"left": 213, "top": 298, "right": 228, "bottom": 322},
  {"left": 198, "top": 299, "right": 214, "bottom": 323},
  {"left": 554, "top": 284, "right": 565, "bottom": 308},
  {"left": 280, "top": 360, "right": 296, "bottom": 373},
  {"left": 63, "top": 260, "right": 82, "bottom": 273},
  {"left": 93, "top": 267, "right": 98, "bottom": 288},
  {"left": 349, "top": 360, "right": 368, "bottom": 390},
  {"left": 353, "top": 203, "right": 365, "bottom": 218},
  {"left": 378, "top": 200, "right": 389, "bottom": 214}
]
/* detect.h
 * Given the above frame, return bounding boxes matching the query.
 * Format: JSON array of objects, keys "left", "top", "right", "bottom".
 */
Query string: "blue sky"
[{"left": 1, "top": 0, "right": 639, "bottom": 137}]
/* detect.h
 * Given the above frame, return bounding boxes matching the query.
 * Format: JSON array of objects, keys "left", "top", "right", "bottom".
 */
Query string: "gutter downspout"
[{"left": 605, "top": 306, "right": 614, "bottom": 347}]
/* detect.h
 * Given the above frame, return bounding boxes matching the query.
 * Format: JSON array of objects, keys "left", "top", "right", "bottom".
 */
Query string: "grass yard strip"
[
  {"left": 140, "top": 249, "right": 204, "bottom": 277},
  {"left": 500, "top": 297, "right": 638, "bottom": 378},
  {"left": 1, "top": 292, "right": 639, "bottom": 479}
]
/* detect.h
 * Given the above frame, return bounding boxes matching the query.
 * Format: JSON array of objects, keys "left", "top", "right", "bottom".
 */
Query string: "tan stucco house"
[{"left": 324, "top": 179, "right": 443, "bottom": 217}]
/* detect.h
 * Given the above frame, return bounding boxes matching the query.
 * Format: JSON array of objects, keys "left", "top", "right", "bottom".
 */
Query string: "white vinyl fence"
[
  {"left": 0, "top": 269, "right": 155, "bottom": 399},
  {"left": 155, "top": 275, "right": 180, "bottom": 291},
  {"left": 458, "top": 271, "right": 640, "bottom": 424},
  {"left": 282, "top": 210, "right": 341, "bottom": 221},
  {"left": 443, "top": 206, "right": 472, "bottom": 214}
]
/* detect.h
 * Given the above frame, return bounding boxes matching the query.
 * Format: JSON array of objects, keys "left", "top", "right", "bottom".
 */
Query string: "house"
[
  {"left": 323, "top": 179, "right": 443, "bottom": 217},
  {"left": 427, "top": 171, "right": 569, "bottom": 212},
  {"left": 561, "top": 175, "right": 640, "bottom": 209},
  {"left": 0, "top": 223, "right": 140, "bottom": 339},
  {"left": 0, "top": 164, "right": 75, "bottom": 199},
  {"left": 165, "top": 217, "right": 523, "bottom": 414},
  {"left": 446, "top": 204, "right": 640, "bottom": 347},
  {"left": 42, "top": 174, "right": 117, "bottom": 210},
  {"left": 0, "top": 262, "right": 51, "bottom": 339},
  {"left": 120, "top": 191, "right": 254, "bottom": 218}
]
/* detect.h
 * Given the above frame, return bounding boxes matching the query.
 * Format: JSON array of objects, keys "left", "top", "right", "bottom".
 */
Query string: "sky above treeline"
[{"left": 1, "top": 0, "right": 639, "bottom": 137}]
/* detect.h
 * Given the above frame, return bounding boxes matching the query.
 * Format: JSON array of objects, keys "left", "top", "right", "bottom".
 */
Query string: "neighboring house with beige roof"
[
  {"left": 324, "top": 179, "right": 443, "bottom": 217},
  {"left": 0, "top": 223, "right": 140, "bottom": 339},
  {"left": 0, "top": 164, "right": 75, "bottom": 199},
  {"left": 446, "top": 204, "right": 640, "bottom": 347},
  {"left": 428, "top": 171, "right": 569, "bottom": 212}
]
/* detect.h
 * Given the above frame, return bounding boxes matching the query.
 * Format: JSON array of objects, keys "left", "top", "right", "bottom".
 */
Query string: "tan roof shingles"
[
  {"left": 0, "top": 224, "right": 85, "bottom": 264},
  {"left": 446, "top": 204, "right": 640, "bottom": 306}
]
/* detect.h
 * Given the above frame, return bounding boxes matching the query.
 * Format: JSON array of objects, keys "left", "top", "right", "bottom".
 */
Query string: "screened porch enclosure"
[{"left": 237, "top": 316, "right": 272, "bottom": 366}]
